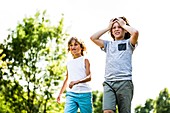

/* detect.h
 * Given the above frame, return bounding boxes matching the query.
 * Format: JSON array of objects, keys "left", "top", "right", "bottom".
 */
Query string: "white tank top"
[{"left": 66, "top": 56, "right": 91, "bottom": 93}]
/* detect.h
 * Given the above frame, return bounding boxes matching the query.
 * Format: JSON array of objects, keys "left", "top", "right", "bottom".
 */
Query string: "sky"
[{"left": 1, "top": 0, "right": 170, "bottom": 111}]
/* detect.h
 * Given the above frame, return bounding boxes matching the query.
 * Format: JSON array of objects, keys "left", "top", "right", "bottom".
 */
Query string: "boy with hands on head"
[{"left": 90, "top": 17, "right": 139, "bottom": 113}]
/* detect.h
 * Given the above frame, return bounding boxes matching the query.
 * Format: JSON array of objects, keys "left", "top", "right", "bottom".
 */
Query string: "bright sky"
[{"left": 1, "top": 0, "right": 170, "bottom": 111}]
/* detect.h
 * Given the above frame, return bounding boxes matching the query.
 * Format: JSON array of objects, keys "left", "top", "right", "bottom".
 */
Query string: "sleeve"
[
  {"left": 128, "top": 39, "right": 138, "bottom": 51},
  {"left": 101, "top": 40, "right": 109, "bottom": 52}
]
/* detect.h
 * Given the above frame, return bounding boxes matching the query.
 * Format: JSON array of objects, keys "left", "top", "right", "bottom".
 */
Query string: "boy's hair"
[
  {"left": 110, "top": 16, "right": 131, "bottom": 40},
  {"left": 67, "top": 37, "right": 87, "bottom": 56}
]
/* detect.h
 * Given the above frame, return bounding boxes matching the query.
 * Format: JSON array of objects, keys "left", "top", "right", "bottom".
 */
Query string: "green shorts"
[{"left": 103, "top": 80, "right": 134, "bottom": 113}]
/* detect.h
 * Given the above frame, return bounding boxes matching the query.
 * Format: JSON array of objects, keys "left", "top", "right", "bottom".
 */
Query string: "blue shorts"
[{"left": 64, "top": 92, "right": 92, "bottom": 113}]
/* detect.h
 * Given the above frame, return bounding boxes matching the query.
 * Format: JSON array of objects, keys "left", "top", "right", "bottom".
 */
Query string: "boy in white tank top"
[{"left": 57, "top": 37, "right": 92, "bottom": 113}]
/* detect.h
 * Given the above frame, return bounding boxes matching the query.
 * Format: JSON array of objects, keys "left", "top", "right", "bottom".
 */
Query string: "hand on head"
[
  {"left": 108, "top": 18, "right": 116, "bottom": 29},
  {"left": 109, "top": 17, "right": 126, "bottom": 28},
  {"left": 116, "top": 17, "right": 126, "bottom": 27}
]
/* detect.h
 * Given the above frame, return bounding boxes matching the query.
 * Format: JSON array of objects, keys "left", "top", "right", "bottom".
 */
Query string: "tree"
[
  {"left": 135, "top": 99, "right": 154, "bottom": 113},
  {"left": 0, "top": 49, "right": 11, "bottom": 112},
  {"left": 135, "top": 88, "right": 170, "bottom": 113},
  {"left": 155, "top": 88, "right": 170, "bottom": 113},
  {"left": 0, "top": 10, "right": 68, "bottom": 112},
  {"left": 93, "top": 90, "right": 103, "bottom": 113}
]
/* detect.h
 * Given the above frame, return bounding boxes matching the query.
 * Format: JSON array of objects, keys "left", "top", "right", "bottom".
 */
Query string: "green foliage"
[
  {"left": 135, "top": 99, "right": 154, "bottom": 113},
  {"left": 0, "top": 49, "right": 7, "bottom": 76},
  {"left": 135, "top": 88, "right": 170, "bottom": 113},
  {"left": 47, "top": 99, "right": 65, "bottom": 113},
  {"left": 0, "top": 49, "right": 12, "bottom": 112},
  {"left": 155, "top": 88, "right": 170, "bottom": 113},
  {"left": 0, "top": 10, "right": 68, "bottom": 112},
  {"left": 92, "top": 90, "right": 103, "bottom": 113}
]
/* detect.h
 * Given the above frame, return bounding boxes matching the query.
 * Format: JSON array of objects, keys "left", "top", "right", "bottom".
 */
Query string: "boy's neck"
[
  {"left": 73, "top": 54, "right": 82, "bottom": 59},
  {"left": 115, "top": 37, "right": 124, "bottom": 40}
]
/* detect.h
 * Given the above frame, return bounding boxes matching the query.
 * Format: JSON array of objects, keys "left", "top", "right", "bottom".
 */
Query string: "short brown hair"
[
  {"left": 67, "top": 37, "right": 87, "bottom": 56},
  {"left": 110, "top": 16, "right": 130, "bottom": 40}
]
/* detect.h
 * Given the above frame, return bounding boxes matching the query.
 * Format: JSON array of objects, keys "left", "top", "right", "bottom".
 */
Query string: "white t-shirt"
[{"left": 66, "top": 56, "right": 91, "bottom": 93}]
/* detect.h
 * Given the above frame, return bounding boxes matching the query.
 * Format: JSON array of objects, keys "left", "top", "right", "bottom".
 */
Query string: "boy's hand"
[
  {"left": 108, "top": 18, "right": 115, "bottom": 30},
  {"left": 69, "top": 81, "right": 78, "bottom": 89},
  {"left": 117, "top": 18, "right": 126, "bottom": 27},
  {"left": 57, "top": 94, "right": 61, "bottom": 103}
]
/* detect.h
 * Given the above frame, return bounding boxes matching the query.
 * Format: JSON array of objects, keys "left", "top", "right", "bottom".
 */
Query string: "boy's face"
[
  {"left": 69, "top": 39, "right": 82, "bottom": 57},
  {"left": 111, "top": 22, "right": 126, "bottom": 40}
]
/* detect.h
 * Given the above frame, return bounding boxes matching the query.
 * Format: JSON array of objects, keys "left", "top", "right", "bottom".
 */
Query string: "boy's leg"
[
  {"left": 64, "top": 92, "right": 78, "bottom": 113},
  {"left": 116, "top": 81, "right": 134, "bottom": 113},
  {"left": 103, "top": 82, "right": 117, "bottom": 112},
  {"left": 78, "top": 92, "right": 92, "bottom": 113}
]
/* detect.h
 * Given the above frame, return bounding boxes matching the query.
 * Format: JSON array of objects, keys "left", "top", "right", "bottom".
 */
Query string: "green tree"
[
  {"left": 0, "top": 49, "right": 7, "bottom": 76},
  {"left": 135, "top": 88, "right": 170, "bottom": 113},
  {"left": 135, "top": 99, "right": 154, "bottom": 113},
  {"left": 93, "top": 90, "right": 103, "bottom": 113},
  {"left": 0, "top": 49, "right": 11, "bottom": 112},
  {"left": 155, "top": 88, "right": 170, "bottom": 113},
  {"left": 0, "top": 10, "right": 68, "bottom": 113}
]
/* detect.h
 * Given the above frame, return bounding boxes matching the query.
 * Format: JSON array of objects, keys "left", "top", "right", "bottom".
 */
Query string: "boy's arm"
[
  {"left": 90, "top": 28, "right": 108, "bottom": 48},
  {"left": 57, "top": 71, "right": 68, "bottom": 103},
  {"left": 90, "top": 20, "right": 113, "bottom": 48}
]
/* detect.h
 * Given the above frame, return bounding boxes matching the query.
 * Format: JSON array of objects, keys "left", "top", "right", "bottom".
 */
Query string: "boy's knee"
[{"left": 103, "top": 110, "right": 115, "bottom": 113}]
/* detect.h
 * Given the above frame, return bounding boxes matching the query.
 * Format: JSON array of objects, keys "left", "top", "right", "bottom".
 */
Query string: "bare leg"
[{"left": 103, "top": 110, "right": 114, "bottom": 113}]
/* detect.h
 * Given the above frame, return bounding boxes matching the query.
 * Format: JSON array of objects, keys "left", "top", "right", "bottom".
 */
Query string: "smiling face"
[
  {"left": 110, "top": 16, "right": 130, "bottom": 40},
  {"left": 68, "top": 39, "right": 82, "bottom": 58},
  {"left": 111, "top": 22, "right": 126, "bottom": 40}
]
